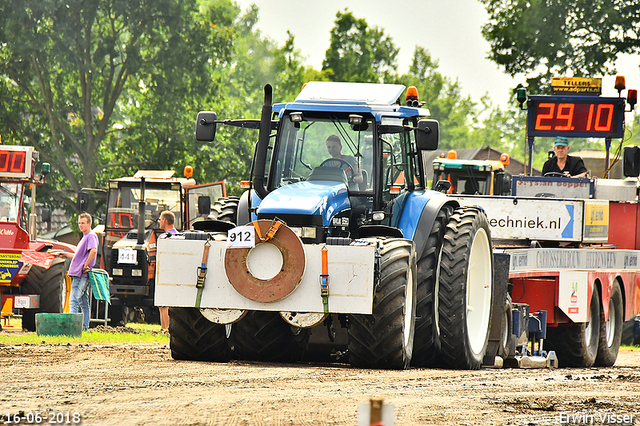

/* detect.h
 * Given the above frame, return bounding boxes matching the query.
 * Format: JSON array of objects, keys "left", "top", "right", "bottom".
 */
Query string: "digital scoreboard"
[
  {"left": 0, "top": 146, "right": 34, "bottom": 179},
  {"left": 527, "top": 95, "right": 626, "bottom": 138}
]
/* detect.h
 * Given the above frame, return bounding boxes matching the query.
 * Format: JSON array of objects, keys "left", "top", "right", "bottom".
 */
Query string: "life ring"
[{"left": 224, "top": 220, "right": 306, "bottom": 302}]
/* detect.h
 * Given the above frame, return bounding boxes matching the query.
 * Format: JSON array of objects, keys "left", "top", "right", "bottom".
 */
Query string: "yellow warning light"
[
  {"left": 406, "top": 86, "right": 418, "bottom": 100},
  {"left": 500, "top": 153, "right": 510, "bottom": 165},
  {"left": 447, "top": 150, "right": 457, "bottom": 159},
  {"left": 406, "top": 86, "right": 419, "bottom": 107},
  {"left": 615, "top": 75, "right": 626, "bottom": 92},
  {"left": 184, "top": 166, "right": 193, "bottom": 179}
]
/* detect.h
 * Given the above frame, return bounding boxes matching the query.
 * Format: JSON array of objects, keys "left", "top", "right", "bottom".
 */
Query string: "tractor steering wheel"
[
  {"left": 544, "top": 172, "right": 568, "bottom": 178},
  {"left": 319, "top": 158, "right": 356, "bottom": 181}
]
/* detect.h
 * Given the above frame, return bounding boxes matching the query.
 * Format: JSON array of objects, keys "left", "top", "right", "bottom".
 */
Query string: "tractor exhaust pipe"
[
  {"left": 137, "top": 177, "right": 146, "bottom": 245},
  {"left": 252, "top": 84, "right": 272, "bottom": 199}
]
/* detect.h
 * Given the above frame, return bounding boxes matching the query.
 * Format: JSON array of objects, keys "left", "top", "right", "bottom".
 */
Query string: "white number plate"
[
  {"left": 118, "top": 248, "right": 137, "bottom": 264},
  {"left": 227, "top": 225, "right": 255, "bottom": 248}
]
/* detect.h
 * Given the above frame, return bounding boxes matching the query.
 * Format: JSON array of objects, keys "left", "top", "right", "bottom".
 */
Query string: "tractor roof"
[
  {"left": 273, "top": 81, "right": 430, "bottom": 120},
  {"left": 433, "top": 158, "right": 506, "bottom": 171}
]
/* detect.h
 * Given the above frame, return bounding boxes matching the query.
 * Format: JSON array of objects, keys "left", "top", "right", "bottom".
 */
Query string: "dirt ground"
[{"left": 0, "top": 338, "right": 638, "bottom": 426}]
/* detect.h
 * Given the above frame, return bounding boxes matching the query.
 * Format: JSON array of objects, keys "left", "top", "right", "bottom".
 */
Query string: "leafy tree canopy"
[
  {"left": 480, "top": 0, "right": 640, "bottom": 92},
  {"left": 322, "top": 9, "right": 399, "bottom": 83},
  {"left": 0, "top": 0, "right": 239, "bottom": 211}
]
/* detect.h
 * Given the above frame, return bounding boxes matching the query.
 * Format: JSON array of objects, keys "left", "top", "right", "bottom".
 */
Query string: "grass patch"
[
  {"left": 621, "top": 344, "right": 640, "bottom": 351},
  {"left": 0, "top": 321, "right": 168, "bottom": 346}
]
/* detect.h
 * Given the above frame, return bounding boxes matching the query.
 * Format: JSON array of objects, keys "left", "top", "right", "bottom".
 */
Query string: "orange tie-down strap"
[
  {"left": 195, "top": 238, "right": 211, "bottom": 308},
  {"left": 252, "top": 219, "right": 284, "bottom": 242}
]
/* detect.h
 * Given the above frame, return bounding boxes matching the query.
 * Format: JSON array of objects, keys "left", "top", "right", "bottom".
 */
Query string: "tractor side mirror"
[
  {"left": 416, "top": 119, "right": 439, "bottom": 151},
  {"left": 434, "top": 180, "right": 452, "bottom": 193},
  {"left": 195, "top": 111, "right": 217, "bottom": 142},
  {"left": 623, "top": 145, "right": 640, "bottom": 177},
  {"left": 76, "top": 192, "right": 89, "bottom": 212},
  {"left": 198, "top": 196, "right": 211, "bottom": 215}
]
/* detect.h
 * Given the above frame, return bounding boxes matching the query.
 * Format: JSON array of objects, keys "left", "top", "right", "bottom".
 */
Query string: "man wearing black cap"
[{"left": 542, "top": 137, "right": 589, "bottom": 178}]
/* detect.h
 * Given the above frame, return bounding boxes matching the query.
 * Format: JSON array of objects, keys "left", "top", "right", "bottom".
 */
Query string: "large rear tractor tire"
[
  {"left": 348, "top": 238, "right": 417, "bottom": 369},
  {"left": 546, "top": 285, "right": 601, "bottom": 367},
  {"left": 230, "top": 310, "right": 309, "bottom": 363},
  {"left": 411, "top": 206, "right": 451, "bottom": 367},
  {"left": 169, "top": 307, "right": 231, "bottom": 362},
  {"left": 20, "top": 259, "right": 67, "bottom": 332},
  {"left": 438, "top": 207, "right": 494, "bottom": 370},
  {"left": 596, "top": 282, "right": 623, "bottom": 366},
  {"left": 210, "top": 196, "right": 240, "bottom": 224}
]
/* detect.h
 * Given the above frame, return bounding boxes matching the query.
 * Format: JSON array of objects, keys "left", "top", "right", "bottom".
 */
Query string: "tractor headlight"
[
  {"left": 131, "top": 269, "right": 143, "bottom": 277},
  {"left": 302, "top": 227, "right": 316, "bottom": 239},
  {"left": 291, "top": 227, "right": 317, "bottom": 239},
  {"left": 112, "top": 268, "right": 123, "bottom": 276}
]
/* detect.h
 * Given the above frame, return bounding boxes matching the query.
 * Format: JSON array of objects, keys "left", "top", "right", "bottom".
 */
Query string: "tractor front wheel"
[
  {"left": 230, "top": 310, "right": 309, "bottom": 363},
  {"left": 169, "top": 307, "right": 231, "bottom": 361}
]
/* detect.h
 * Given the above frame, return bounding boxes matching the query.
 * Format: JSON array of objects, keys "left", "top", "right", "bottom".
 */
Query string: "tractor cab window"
[
  {"left": 272, "top": 113, "right": 374, "bottom": 193},
  {"left": 0, "top": 183, "right": 21, "bottom": 223},
  {"left": 106, "top": 184, "right": 182, "bottom": 230},
  {"left": 432, "top": 169, "right": 490, "bottom": 195},
  {"left": 379, "top": 117, "right": 422, "bottom": 199}
]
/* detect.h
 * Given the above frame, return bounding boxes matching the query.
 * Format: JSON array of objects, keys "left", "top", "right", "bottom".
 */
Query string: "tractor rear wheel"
[
  {"left": 169, "top": 307, "right": 231, "bottom": 362},
  {"left": 546, "top": 285, "right": 601, "bottom": 367},
  {"left": 230, "top": 310, "right": 309, "bottom": 363},
  {"left": 348, "top": 238, "right": 417, "bottom": 369},
  {"left": 412, "top": 206, "right": 451, "bottom": 367},
  {"left": 438, "top": 207, "right": 494, "bottom": 370},
  {"left": 20, "top": 259, "right": 67, "bottom": 332},
  {"left": 210, "top": 196, "right": 240, "bottom": 224},
  {"left": 596, "top": 282, "right": 623, "bottom": 366}
]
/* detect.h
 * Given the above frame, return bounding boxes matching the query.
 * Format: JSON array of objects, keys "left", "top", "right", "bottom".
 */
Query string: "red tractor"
[{"left": 0, "top": 145, "right": 75, "bottom": 331}]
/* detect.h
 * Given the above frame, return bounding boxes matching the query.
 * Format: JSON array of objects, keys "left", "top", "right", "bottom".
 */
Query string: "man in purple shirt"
[
  {"left": 157, "top": 211, "right": 177, "bottom": 330},
  {"left": 59, "top": 213, "right": 98, "bottom": 331}
]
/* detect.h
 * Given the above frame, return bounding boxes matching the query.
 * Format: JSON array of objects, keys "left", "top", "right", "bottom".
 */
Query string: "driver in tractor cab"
[
  {"left": 0, "top": 201, "right": 10, "bottom": 221},
  {"left": 324, "top": 135, "right": 364, "bottom": 189},
  {"left": 542, "top": 136, "right": 589, "bottom": 178}
]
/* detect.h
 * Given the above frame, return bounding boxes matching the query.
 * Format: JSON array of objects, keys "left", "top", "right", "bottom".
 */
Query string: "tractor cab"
[
  {"left": 431, "top": 153, "right": 512, "bottom": 196},
  {"left": 196, "top": 82, "right": 440, "bottom": 243},
  {"left": 0, "top": 147, "right": 48, "bottom": 251}
]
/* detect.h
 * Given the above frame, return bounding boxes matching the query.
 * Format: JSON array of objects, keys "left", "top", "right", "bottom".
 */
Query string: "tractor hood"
[
  {"left": 112, "top": 230, "right": 151, "bottom": 251},
  {"left": 257, "top": 181, "right": 350, "bottom": 226}
]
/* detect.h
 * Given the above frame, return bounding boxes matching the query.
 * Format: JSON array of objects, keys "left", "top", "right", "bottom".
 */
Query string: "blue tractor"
[{"left": 158, "top": 82, "right": 503, "bottom": 369}]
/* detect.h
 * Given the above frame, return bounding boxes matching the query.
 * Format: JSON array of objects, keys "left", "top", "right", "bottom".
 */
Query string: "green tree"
[
  {"left": 189, "top": 7, "right": 311, "bottom": 194},
  {"left": 480, "top": 0, "right": 640, "bottom": 92},
  {"left": 322, "top": 9, "right": 399, "bottom": 83},
  {"left": 400, "top": 47, "right": 478, "bottom": 150},
  {"left": 0, "top": 0, "right": 236, "bottom": 211}
]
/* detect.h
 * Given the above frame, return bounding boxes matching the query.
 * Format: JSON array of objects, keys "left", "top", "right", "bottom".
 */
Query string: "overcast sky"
[{"left": 234, "top": 0, "right": 640, "bottom": 115}]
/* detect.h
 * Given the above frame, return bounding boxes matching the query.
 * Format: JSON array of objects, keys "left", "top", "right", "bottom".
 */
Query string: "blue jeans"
[{"left": 70, "top": 276, "right": 90, "bottom": 331}]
